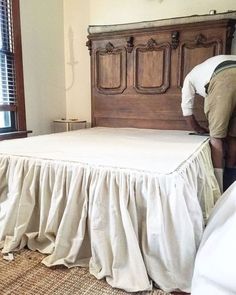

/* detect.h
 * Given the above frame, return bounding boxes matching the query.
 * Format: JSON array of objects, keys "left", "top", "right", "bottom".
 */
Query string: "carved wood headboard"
[{"left": 87, "top": 17, "right": 236, "bottom": 130}]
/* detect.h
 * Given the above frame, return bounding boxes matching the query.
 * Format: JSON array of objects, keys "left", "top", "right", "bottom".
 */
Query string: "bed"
[
  {"left": 0, "top": 128, "right": 219, "bottom": 293},
  {"left": 0, "top": 12, "right": 236, "bottom": 294}
]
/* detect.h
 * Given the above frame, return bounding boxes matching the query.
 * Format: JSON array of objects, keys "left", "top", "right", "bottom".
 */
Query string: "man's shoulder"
[
  {"left": 190, "top": 55, "right": 233, "bottom": 73},
  {"left": 201, "top": 55, "right": 236, "bottom": 67}
]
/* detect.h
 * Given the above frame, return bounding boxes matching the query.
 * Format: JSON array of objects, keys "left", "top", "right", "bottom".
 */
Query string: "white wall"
[
  {"left": 89, "top": 0, "right": 236, "bottom": 25},
  {"left": 20, "top": 0, "right": 66, "bottom": 135},
  {"left": 63, "top": 0, "right": 91, "bottom": 123}
]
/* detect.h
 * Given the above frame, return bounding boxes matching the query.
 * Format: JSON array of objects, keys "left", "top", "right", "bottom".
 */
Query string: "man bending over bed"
[{"left": 181, "top": 55, "right": 236, "bottom": 192}]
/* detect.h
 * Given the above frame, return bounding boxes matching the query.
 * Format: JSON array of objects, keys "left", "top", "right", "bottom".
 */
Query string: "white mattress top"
[{"left": 0, "top": 127, "right": 209, "bottom": 174}]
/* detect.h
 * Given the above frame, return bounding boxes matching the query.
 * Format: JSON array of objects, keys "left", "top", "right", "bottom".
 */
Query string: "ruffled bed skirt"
[{"left": 0, "top": 141, "right": 220, "bottom": 293}]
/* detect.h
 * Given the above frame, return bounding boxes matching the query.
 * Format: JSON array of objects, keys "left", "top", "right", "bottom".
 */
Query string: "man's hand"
[{"left": 184, "top": 115, "right": 209, "bottom": 134}]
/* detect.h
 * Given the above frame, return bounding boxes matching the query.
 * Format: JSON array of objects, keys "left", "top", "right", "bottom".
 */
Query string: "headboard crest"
[
  {"left": 105, "top": 42, "right": 115, "bottom": 53},
  {"left": 146, "top": 38, "right": 158, "bottom": 50},
  {"left": 194, "top": 33, "right": 207, "bottom": 45}
]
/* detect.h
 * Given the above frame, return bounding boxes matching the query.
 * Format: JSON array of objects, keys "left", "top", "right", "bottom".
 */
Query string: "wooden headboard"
[{"left": 87, "top": 16, "right": 236, "bottom": 130}]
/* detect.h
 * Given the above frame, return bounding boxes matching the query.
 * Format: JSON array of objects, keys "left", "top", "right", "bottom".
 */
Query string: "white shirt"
[{"left": 181, "top": 55, "right": 236, "bottom": 116}]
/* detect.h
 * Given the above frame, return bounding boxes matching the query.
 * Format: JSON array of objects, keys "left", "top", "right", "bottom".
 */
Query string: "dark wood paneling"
[
  {"left": 95, "top": 42, "right": 127, "bottom": 94},
  {"left": 134, "top": 39, "right": 171, "bottom": 94}
]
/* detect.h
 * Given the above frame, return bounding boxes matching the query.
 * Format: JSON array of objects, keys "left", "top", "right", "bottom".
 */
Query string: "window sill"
[{"left": 0, "top": 130, "right": 32, "bottom": 141}]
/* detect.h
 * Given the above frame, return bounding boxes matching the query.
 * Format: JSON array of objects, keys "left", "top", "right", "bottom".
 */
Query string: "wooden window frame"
[{"left": 0, "top": 0, "right": 28, "bottom": 140}]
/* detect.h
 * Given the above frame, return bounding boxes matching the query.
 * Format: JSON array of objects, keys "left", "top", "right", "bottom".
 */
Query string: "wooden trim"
[
  {"left": 133, "top": 40, "right": 171, "bottom": 94},
  {"left": 0, "top": 104, "right": 17, "bottom": 112},
  {"left": 88, "top": 19, "right": 236, "bottom": 40},
  {"left": 0, "top": 130, "right": 32, "bottom": 141},
  {"left": 95, "top": 44, "right": 127, "bottom": 94},
  {"left": 11, "top": 0, "right": 27, "bottom": 132}
]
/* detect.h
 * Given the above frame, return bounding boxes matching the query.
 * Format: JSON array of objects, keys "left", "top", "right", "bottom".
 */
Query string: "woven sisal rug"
[{"left": 0, "top": 249, "right": 172, "bottom": 295}]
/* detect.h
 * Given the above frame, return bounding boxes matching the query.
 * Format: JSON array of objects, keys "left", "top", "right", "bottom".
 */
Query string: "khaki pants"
[{"left": 204, "top": 68, "right": 236, "bottom": 138}]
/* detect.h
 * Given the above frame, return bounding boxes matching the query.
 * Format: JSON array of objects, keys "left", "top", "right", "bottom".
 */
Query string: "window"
[{"left": 0, "top": 0, "right": 26, "bottom": 139}]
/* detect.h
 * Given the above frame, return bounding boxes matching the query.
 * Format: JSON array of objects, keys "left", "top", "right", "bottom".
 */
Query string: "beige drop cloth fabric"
[
  {"left": 0, "top": 127, "right": 220, "bottom": 293},
  {"left": 191, "top": 182, "right": 236, "bottom": 295}
]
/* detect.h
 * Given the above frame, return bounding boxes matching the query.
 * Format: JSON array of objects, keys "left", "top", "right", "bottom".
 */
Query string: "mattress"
[
  {"left": 0, "top": 127, "right": 217, "bottom": 172},
  {"left": 0, "top": 127, "right": 220, "bottom": 293}
]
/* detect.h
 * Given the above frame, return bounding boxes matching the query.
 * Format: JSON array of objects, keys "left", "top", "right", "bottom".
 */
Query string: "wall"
[
  {"left": 20, "top": 0, "right": 66, "bottom": 135},
  {"left": 89, "top": 0, "right": 236, "bottom": 25},
  {"left": 63, "top": 0, "right": 91, "bottom": 123}
]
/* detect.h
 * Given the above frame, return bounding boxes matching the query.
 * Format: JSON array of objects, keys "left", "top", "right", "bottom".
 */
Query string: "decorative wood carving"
[
  {"left": 147, "top": 38, "right": 158, "bottom": 50},
  {"left": 178, "top": 34, "right": 223, "bottom": 87},
  {"left": 86, "top": 40, "right": 92, "bottom": 56},
  {"left": 127, "top": 36, "right": 134, "bottom": 53},
  {"left": 226, "top": 24, "right": 236, "bottom": 52},
  {"left": 95, "top": 44, "right": 127, "bottom": 94},
  {"left": 194, "top": 33, "right": 207, "bottom": 45},
  {"left": 105, "top": 42, "right": 115, "bottom": 53},
  {"left": 134, "top": 39, "right": 171, "bottom": 94},
  {"left": 171, "top": 31, "right": 179, "bottom": 49}
]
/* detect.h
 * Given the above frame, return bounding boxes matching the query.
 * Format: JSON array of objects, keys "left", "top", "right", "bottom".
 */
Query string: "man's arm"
[
  {"left": 184, "top": 115, "right": 209, "bottom": 134},
  {"left": 181, "top": 74, "right": 209, "bottom": 134}
]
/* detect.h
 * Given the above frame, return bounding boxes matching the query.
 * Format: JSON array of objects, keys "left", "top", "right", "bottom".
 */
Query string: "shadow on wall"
[{"left": 66, "top": 26, "right": 78, "bottom": 91}]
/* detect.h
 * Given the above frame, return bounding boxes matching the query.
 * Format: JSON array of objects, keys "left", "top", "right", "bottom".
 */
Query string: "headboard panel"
[{"left": 87, "top": 18, "right": 236, "bottom": 130}]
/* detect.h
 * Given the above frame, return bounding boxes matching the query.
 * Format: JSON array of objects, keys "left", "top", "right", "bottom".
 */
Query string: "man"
[{"left": 181, "top": 55, "right": 236, "bottom": 192}]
